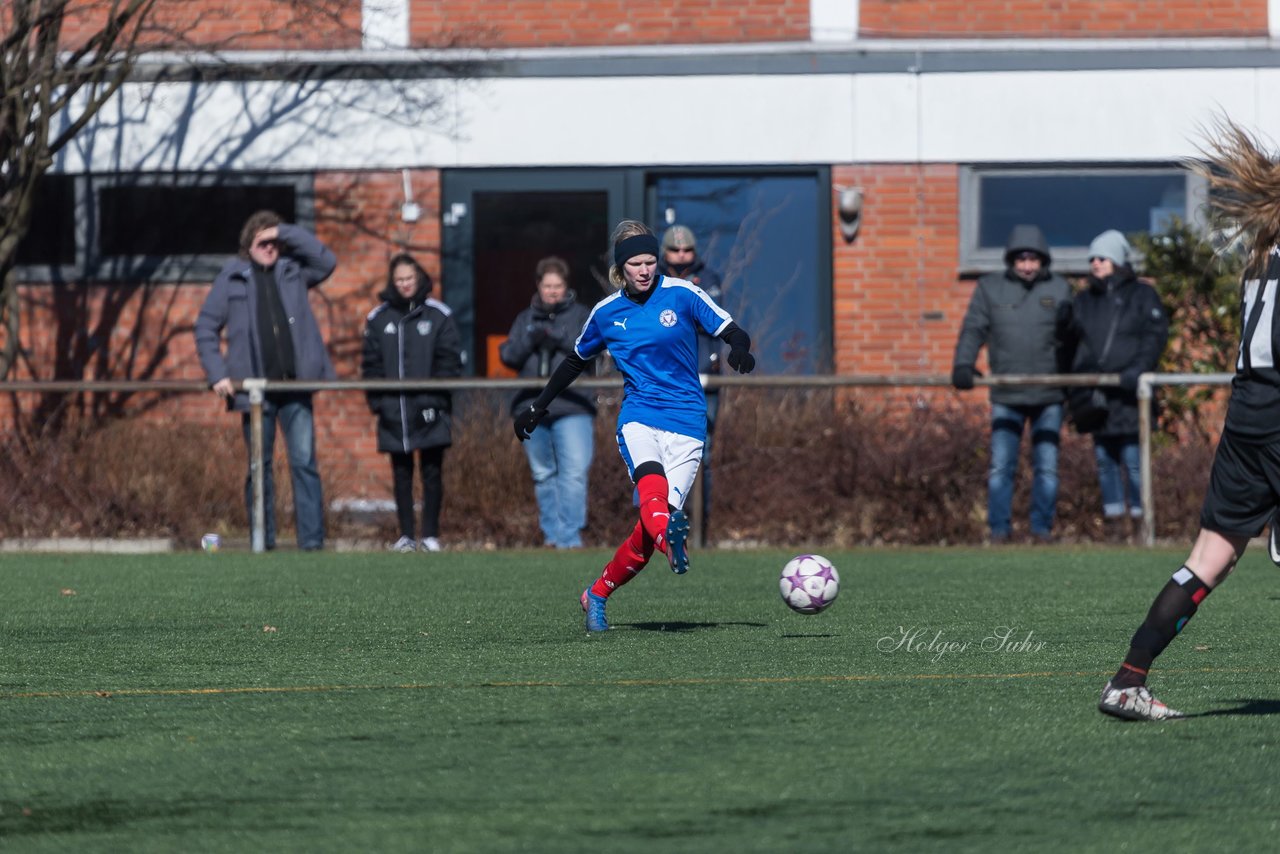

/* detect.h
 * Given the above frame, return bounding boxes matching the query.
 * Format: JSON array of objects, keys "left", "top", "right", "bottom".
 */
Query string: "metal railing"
[{"left": 2, "top": 371, "right": 1230, "bottom": 550}]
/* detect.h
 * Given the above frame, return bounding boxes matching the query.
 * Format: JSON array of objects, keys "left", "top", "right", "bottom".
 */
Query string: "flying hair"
[{"left": 1191, "top": 116, "right": 1280, "bottom": 278}]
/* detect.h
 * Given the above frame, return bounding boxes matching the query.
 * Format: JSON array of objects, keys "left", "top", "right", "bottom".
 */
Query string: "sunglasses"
[
  {"left": 666, "top": 246, "right": 695, "bottom": 253},
  {"left": 253, "top": 239, "right": 280, "bottom": 251}
]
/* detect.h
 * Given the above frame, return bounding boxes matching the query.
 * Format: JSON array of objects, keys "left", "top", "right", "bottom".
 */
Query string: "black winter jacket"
[
  {"left": 1059, "top": 269, "right": 1169, "bottom": 436},
  {"left": 361, "top": 292, "right": 463, "bottom": 454},
  {"left": 498, "top": 290, "right": 596, "bottom": 421}
]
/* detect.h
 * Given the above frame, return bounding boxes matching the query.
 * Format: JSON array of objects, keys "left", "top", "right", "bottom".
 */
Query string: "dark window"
[
  {"left": 97, "top": 183, "right": 298, "bottom": 257},
  {"left": 961, "top": 167, "right": 1203, "bottom": 272},
  {"left": 652, "top": 174, "right": 829, "bottom": 373},
  {"left": 16, "top": 175, "right": 76, "bottom": 266}
]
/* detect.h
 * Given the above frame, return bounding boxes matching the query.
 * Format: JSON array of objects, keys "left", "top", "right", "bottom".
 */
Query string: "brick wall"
[
  {"left": 831, "top": 163, "right": 968, "bottom": 381},
  {"left": 4, "top": 168, "right": 443, "bottom": 510},
  {"left": 859, "top": 0, "right": 1267, "bottom": 38},
  {"left": 409, "top": 0, "right": 810, "bottom": 48},
  {"left": 59, "top": 0, "right": 362, "bottom": 51}
]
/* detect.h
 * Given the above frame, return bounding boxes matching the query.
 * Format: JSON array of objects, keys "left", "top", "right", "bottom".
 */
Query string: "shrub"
[{"left": 0, "top": 387, "right": 1218, "bottom": 548}]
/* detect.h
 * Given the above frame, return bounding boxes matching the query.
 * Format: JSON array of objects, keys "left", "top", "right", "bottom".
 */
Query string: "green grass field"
[{"left": 2, "top": 545, "right": 1278, "bottom": 852}]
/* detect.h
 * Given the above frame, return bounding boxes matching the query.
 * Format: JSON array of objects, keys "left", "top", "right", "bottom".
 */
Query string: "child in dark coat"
[{"left": 361, "top": 253, "right": 463, "bottom": 552}]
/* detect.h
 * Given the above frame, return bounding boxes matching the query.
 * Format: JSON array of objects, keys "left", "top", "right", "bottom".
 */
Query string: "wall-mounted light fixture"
[{"left": 835, "top": 185, "right": 863, "bottom": 244}]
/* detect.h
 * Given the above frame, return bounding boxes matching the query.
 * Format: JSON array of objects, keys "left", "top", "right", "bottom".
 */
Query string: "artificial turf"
[{"left": 1, "top": 546, "right": 1278, "bottom": 852}]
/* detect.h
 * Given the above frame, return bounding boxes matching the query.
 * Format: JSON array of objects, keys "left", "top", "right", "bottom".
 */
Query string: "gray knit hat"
[
  {"left": 1088, "top": 229, "right": 1133, "bottom": 267},
  {"left": 662, "top": 224, "right": 696, "bottom": 251}
]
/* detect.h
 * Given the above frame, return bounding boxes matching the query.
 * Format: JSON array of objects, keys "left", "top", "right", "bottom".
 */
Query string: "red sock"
[
  {"left": 636, "top": 473, "right": 671, "bottom": 555},
  {"left": 591, "top": 521, "right": 654, "bottom": 598}
]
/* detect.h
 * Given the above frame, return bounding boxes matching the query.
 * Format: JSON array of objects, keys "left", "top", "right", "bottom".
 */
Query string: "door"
[
  {"left": 440, "top": 169, "right": 634, "bottom": 375},
  {"left": 649, "top": 170, "right": 831, "bottom": 373}
]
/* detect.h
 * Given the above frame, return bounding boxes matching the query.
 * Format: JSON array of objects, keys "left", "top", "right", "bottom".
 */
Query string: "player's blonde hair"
[
  {"left": 608, "top": 220, "right": 655, "bottom": 288},
  {"left": 1193, "top": 117, "right": 1280, "bottom": 277}
]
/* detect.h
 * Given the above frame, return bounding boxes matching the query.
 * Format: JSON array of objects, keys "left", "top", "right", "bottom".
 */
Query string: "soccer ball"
[
  {"left": 200, "top": 533, "right": 221, "bottom": 553},
  {"left": 779, "top": 554, "right": 840, "bottom": 614}
]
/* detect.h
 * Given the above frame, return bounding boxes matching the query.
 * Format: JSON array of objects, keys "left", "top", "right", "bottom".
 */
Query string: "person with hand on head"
[
  {"left": 361, "top": 253, "right": 463, "bottom": 554},
  {"left": 195, "top": 210, "right": 336, "bottom": 551},
  {"left": 1058, "top": 229, "right": 1168, "bottom": 542},
  {"left": 658, "top": 224, "right": 725, "bottom": 543},
  {"left": 499, "top": 256, "right": 596, "bottom": 550},
  {"left": 951, "top": 224, "right": 1072, "bottom": 544},
  {"left": 513, "top": 220, "right": 755, "bottom": 632}
]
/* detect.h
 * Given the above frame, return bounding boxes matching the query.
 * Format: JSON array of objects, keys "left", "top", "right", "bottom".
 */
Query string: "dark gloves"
[
  {"left": 1119, "top": 367, "right": 1142, "bottom": 393},
  {"left": 513, "top": 404, "right": 546, "bottom": 441},
  {"left": 726, "top": 346, "right": 755, "bottom": 374},
  {"left": 1055, "top": 301, "right": 1074, "bottom": 334},
  {"left": 528, "top": 325, "right": 551, "bottom": 347},
  {"left": 951, "top": 365, "right": 980, "bottom": 390}
]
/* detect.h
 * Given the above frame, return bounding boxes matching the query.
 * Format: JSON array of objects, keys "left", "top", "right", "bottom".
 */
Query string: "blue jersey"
[{"left": 575, "top": 275, "right": 732, "bottom": 441}]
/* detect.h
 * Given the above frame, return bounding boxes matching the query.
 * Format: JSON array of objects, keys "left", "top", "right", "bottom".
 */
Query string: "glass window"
[
  {"left": 651, "top": 173, "right": 830, "bottom": 374},
  {"left": 960, "top": 166, "right": 1204, "bottom": 272},
  {"left": 98, "top": 182, "right": 298, "bottom": 257},
  {"left": 15, "top": 174, "right": 76, "bottom": 267}
]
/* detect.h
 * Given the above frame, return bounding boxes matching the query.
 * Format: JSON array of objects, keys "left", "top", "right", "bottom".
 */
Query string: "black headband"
[{"left": 614, "top": 234, "right": 659, "bottom": 268}]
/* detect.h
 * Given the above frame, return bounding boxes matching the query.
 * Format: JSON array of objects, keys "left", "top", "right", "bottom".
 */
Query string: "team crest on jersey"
[
  {"left": 383, "top": 321, "right": 397, "bottom": 334},
  {"left": 659, "top": 309, "right": 678, "bottom": 328},
  {"left": 417, "top": 320, "right": 432, "bottom": 336}
]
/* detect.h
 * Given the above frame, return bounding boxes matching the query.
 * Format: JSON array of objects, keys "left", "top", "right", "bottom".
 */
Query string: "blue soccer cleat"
[
  {"left": 581, "top": 588, "right": 609, "bottom": 632},
  {"left": 665, "top": 509, "right": 690, "bottom": 575}
]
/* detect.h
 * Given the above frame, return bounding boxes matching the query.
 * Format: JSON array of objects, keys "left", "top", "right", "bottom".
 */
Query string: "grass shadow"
[
  {"left": 1189, "top": 698, "right": 1280, "bottom": 718},
  {"left": 623, "top": 621, "right": 768, "bottom": 633}
]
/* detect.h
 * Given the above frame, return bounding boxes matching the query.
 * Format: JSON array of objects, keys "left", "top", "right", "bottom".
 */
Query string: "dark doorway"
[{"left": 440, "top": 169, "right": 633, "bottom": 375}]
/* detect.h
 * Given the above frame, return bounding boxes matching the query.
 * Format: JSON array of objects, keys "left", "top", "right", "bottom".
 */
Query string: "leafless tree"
[{"left": 1, "top": 0, "right": 485, "bottom": 385}]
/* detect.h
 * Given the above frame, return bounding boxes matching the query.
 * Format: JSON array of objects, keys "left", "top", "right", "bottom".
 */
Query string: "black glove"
[
  {"left": 528, "top": 325, "right": 551, "bottom": 347},
  {"left": 1119, "top": 367, "right": 1141, "bottom": 393},
  {"left": 513, "top": 404, "right": 546, "bottom": 442},
  {"left": 1055, "top": 301, "right": 1074, "bottom": 334},
  {"left": 951, "top": 365, "right": 980, "bottom": 390},
  {"left": 726, "top": 347, "right": 755, "bottom": 374}
]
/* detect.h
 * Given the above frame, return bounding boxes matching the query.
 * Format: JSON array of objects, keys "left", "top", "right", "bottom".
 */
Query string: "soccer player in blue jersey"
[{"left": 513, "top": 220, "right": 756, "bottom": 632}]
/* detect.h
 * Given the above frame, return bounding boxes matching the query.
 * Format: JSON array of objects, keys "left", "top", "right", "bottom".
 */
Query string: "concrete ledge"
[{"left": 0, "top": 538, "right": 174, "bottom": 554}]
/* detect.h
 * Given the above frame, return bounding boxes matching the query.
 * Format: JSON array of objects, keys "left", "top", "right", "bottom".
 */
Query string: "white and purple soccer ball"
[{"left": 779, "top": 554, "right": 840, "bottom": 614}]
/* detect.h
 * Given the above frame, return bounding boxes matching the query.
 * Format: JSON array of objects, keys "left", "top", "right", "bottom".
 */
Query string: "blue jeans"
[
  {"left": 241, "top": 393, "right": 325, "bottom": 550},
  {"left": 1093, "top": 435, "right": 1142, "bottom": 519},
  {"left": 523, "top": 414, "right": 594, "bottom": 548},
  {"left": 988, "top": 402, "right": 1063, "bottom": 538}
]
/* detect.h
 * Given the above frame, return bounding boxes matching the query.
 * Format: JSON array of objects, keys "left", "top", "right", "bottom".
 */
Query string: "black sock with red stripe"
[{"left": 1111, "top": 566, "right": 1211, "bottom": 688}]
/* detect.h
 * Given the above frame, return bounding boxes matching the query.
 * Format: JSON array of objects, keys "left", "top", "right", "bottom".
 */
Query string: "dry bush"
[{"left": 0, "top": 388, "right": 1218, "bottom": 547}]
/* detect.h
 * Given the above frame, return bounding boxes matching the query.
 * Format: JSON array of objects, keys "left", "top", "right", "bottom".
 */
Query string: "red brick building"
[{"left": 12, "top": 0, "right": 1277, "bottom": 509}]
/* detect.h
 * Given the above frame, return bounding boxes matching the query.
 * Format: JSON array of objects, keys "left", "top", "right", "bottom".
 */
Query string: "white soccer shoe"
[
  {"left": 1098, "top": 681, "right": 1185, "bottom": 721},
  {"left": 420, "top": 537, "right": 442, "bottom": 553},
  {"left": 390, "top": 536, "right": 416, "bottom": 553},
  {"left": 1268, "top": 513, "right": 1280, "bottom": 567}
]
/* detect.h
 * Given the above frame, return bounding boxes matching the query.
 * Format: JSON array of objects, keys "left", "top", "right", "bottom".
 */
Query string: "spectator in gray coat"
[
  {"left": 195, "top": 211, "right": 337, "bottom": 551},
  {"left": 952, "top": 224, "right": 1072, "bottom": 543},
  {"left": 499, "top": 256, "right": 596, "bottom": 549}
]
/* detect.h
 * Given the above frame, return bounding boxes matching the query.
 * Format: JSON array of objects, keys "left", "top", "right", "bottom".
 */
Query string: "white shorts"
[{"left": 617, "top": 423, "right": 704, "bottom": 510}]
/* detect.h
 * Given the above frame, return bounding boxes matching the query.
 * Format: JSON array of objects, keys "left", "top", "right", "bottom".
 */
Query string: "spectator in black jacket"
[
  {"left": 952, "top": 224, "right": 1072, "bottom": 544},
  {"left": 499, "top": 256, "right": 596, "bottom": 549},
  {"left": 1058, "top": 230, "right": 1169, "bottom": 541},
  {"left": 361, "top": 253, "right": 463, "bottom": 553},
  {"left": 657, "top": 224, "right": 724, "bottom": 542}
]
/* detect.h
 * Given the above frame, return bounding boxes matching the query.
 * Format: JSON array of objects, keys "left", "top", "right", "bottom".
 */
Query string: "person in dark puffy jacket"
[
  {"left": 658, "top": 225, "right": 724, "bottom": 542},
  {"left": 499, "top": 256, "right": 596, "bottom": 549},
  {"left": 361, "top": 253, "right": 463, "bottom": 553},
  {"left": 952, "top": 224, "right": 1072, "bottom": 544},
  {"left": 1057, "top": 229, "right": 1169, "bottom": 541}
]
